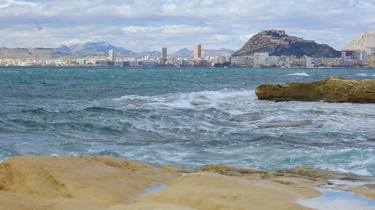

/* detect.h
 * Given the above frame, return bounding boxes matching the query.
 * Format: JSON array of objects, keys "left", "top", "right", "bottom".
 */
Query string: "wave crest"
[{"left": 286, "top": 72, "right": 310, "bottom": 77}]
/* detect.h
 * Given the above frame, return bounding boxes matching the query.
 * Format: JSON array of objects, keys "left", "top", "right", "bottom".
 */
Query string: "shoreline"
[{"left": 0, "top": 156, "right": 374, "bottom": 210}]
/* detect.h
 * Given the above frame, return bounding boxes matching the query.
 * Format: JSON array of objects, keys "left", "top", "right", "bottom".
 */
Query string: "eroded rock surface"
[{"left": 256, "top": 77, "right": 375, "bottom": 103}]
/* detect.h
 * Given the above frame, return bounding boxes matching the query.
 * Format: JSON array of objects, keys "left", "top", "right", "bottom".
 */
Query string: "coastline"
[{"left": 0, "top": 156, "right": 374, "bottom": 210}]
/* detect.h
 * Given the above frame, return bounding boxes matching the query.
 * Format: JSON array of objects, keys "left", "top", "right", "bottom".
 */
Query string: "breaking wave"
[
  {"left": 357, "top": 73, "right": 368, "bottom": 77},
  {"left": 2, "top": 67, "right": 375, "bottom": 176},
  {"left": 286, "top": 72, "right": 310, "bottom": 77}
]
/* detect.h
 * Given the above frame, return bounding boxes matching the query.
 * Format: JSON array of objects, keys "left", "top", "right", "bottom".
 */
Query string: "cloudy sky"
[{"left": 0, "top": 0, "right": 374, "bottom": 52}]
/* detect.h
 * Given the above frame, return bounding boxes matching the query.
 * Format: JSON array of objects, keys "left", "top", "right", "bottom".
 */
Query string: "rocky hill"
[
  {"left": 0, "top": 48, "right": 65, "bottom": 59},
  {"left": 233, "top": 30, "right": 341, "bottom": 58},
  {"left": 343, "top": 30, "right": 375, "bottom": 51}
]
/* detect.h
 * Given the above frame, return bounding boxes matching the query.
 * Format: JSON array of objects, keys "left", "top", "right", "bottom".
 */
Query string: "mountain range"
[
  {"left": 4, "top": 29, "right": 375, "bottom": 60},
  {"left": 0, "top": 41, "right": 234, "bottom": 59}
]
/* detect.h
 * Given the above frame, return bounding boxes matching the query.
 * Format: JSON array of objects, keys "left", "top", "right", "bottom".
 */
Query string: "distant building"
[
  {"left": 304, "top": 56, "right": 315, "bottom": 68},
  {"left": 108, "top": 50, "right": 115, "bottom": 62},
  {"left": 161, "top": 47, "right": 168, "bottom": 64},
  {"left": 194, "top": 43, "right": 202, "bottom": 60},
  {"left": 366, "top": 47, "right": 375, "bottom": 56},
  {"left": 369, "top": 54, "right": 375, "bottom": 67},
  {"left": 253, "top": 52, "right": 269, "bottom": 67}
]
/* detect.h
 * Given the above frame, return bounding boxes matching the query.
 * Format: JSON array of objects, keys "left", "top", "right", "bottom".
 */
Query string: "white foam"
[
  {"left": 286, "top": 72, "right": 310, "bottom": 77},
  {"left": 104, "top": 88, "right": 375, "bottom": 176},
  {"left": 357, "top": 73, "right": 368, "bottom": 77},
  {"left": 112, "top": 89, "right": 253, "bottom": 113}
]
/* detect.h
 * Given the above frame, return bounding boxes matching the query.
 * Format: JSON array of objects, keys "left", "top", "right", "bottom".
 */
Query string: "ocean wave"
[
  {"left": 50, "top": 122, "right": 130, "bottom": 136},
  {"left": 258, "top": 120, "right": 313, "bottom": 129},
  {"left": 286, "top": 72, "right": 310, "bottom": 77},
  {"left": 112, "top": 89, "right": 253, "bottom": 114},
  {"left": 356, "top": 73, "right": 368, "bottom": 77},
  {"left": 22, "top": 107, "right": 55, "bottom": 114},
  {"left": 82, "top": 106, "right": 124, "bottom": 114},
  {"left": 22, "top": 106, "right": 124, "bottom": 115}
]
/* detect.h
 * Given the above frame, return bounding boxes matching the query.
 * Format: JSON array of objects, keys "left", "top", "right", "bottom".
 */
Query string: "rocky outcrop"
[
  {"left": 233, "top": 30, "right": 341, "bottom": 58},
  {"left": 0, "top": 156, "right": 374, "bottom": 210},
  {"left": 256, "top": 77, "right": 375, "bottom": 103},
  {"left": 343, "top": 30, "right": 375, "bottom": 51}
]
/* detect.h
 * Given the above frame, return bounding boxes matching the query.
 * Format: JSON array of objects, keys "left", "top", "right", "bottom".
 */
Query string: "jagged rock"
[
  {"left": 233, "top": 30, "right": 341, "bottom": 58},
  {"left": 343, "top": 30, "right": 375, "bottom": 51},
  {"left": 256, "top": 77, "right": 375, "bottom": 103}
]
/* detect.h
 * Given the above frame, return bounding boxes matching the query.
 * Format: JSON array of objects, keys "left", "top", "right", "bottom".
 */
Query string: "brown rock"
[{"left": 256, "top": 77, "right": 375, "bottom": 103}]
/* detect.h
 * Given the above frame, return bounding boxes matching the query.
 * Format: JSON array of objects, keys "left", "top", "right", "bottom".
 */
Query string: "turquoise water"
[
  {"left": 299, "top": 189, "right": 375, "bottom": 210},
  {"left": 1, "top": 67, "right": 375, "bottom": 176}
]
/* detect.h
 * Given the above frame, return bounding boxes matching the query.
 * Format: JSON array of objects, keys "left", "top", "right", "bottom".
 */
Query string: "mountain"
[
  {"left": 56, "top": 41, "right": 135, "bottom": 55},
  {"left": 233, "top": 30, "right": 341, "bottom": 58},
  {"left": 343, "top": 30, "right": 375, "bottom": 51},
  {"left": 173, "top": 48, "right": 193, "bottom": 57}
]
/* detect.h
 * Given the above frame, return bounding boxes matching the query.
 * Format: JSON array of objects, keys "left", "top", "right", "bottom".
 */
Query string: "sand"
[{"left": 0, "top": 156, "right": 373, "bottom": 210}]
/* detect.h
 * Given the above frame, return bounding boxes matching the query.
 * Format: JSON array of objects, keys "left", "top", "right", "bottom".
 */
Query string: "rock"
[
  {"left": 255, "top": 77, "right": 375, "bottom": 103},
  {"left": 0, "top": 156, "right": 178, "bottom": 203},
  {"left": 110, "top": 173, "right": 318, "bottom": 210},
  {"left": 0, "top": 156, "right": 374, "bottom": 209},
  {"left": 343, "top": 30, "right": 375, "bottom": 51},
  {"left": 232, "top": 30, "right": 341, "bottom": 58}
]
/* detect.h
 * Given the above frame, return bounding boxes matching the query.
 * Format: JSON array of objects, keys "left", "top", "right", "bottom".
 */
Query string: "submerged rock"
[{"left": 256, "top": 77, "right": 375, "bottom": 103}]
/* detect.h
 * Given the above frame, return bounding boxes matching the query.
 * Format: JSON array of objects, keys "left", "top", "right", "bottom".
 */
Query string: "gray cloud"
[{"left": 0, "top": 0, "right": 374, "bottom": 51}]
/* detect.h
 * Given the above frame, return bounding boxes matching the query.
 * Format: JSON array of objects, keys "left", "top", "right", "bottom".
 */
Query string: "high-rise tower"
[
  {"left": 194, "top": 43, "right": 202, "bottom": 60},
  {"left": 161, "top": 47, "right": 168, "bottom": 64}
]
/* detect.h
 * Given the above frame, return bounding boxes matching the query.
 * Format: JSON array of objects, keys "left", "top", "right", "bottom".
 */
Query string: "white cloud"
[
  {"left": 0, "top": 0, "right": 374, "bottom": 51},
  {"left": 122, "top": 25, "right": 213, "bottom": 34}
]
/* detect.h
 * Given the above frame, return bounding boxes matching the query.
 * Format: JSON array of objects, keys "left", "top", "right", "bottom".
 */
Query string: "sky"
[{"left": 0, "top": 0, "right": 374, "bottom": 52}]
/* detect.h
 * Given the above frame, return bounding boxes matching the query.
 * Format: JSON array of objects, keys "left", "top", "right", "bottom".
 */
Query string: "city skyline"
[{"left": 0, "top": 0, "right": 374, "bottom": 51}]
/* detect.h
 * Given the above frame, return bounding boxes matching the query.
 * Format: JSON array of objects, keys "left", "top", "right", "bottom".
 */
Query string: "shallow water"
[
  {"left": 145, "top": 183, "right": 168, "bottom": 193},
  {"left": 1, "top": 67, "right": 375, "bottom": 176},
  {"left": 299, "top": 189, "right": 375, "bottom": 210}
]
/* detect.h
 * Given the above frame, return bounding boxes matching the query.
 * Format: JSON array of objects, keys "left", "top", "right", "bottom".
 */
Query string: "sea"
[{"left": 1, "top": 67, "right": 375, "bottom": 176}]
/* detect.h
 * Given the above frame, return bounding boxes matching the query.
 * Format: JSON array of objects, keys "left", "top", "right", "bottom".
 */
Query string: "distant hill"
[
  {"left": 0, "top": 42, "right": 234, "bottom": 59},
  {"left": 56, "top": 41, "right": 135, "bottom": 55},
  {"left": 173, "top": 48, "right": 193, "bottom": 57},
  {"left": 233, "top": 30, "right": 341, "bottom": 58},
  {"left": 0, "top": 42, "right": 136, "bottom": 59},
  {"left": 0, "top": 48, "right": 64, "bottom": 59},
  {"left": 343, "top": 30, "right": 375, "bottom": 51}
]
